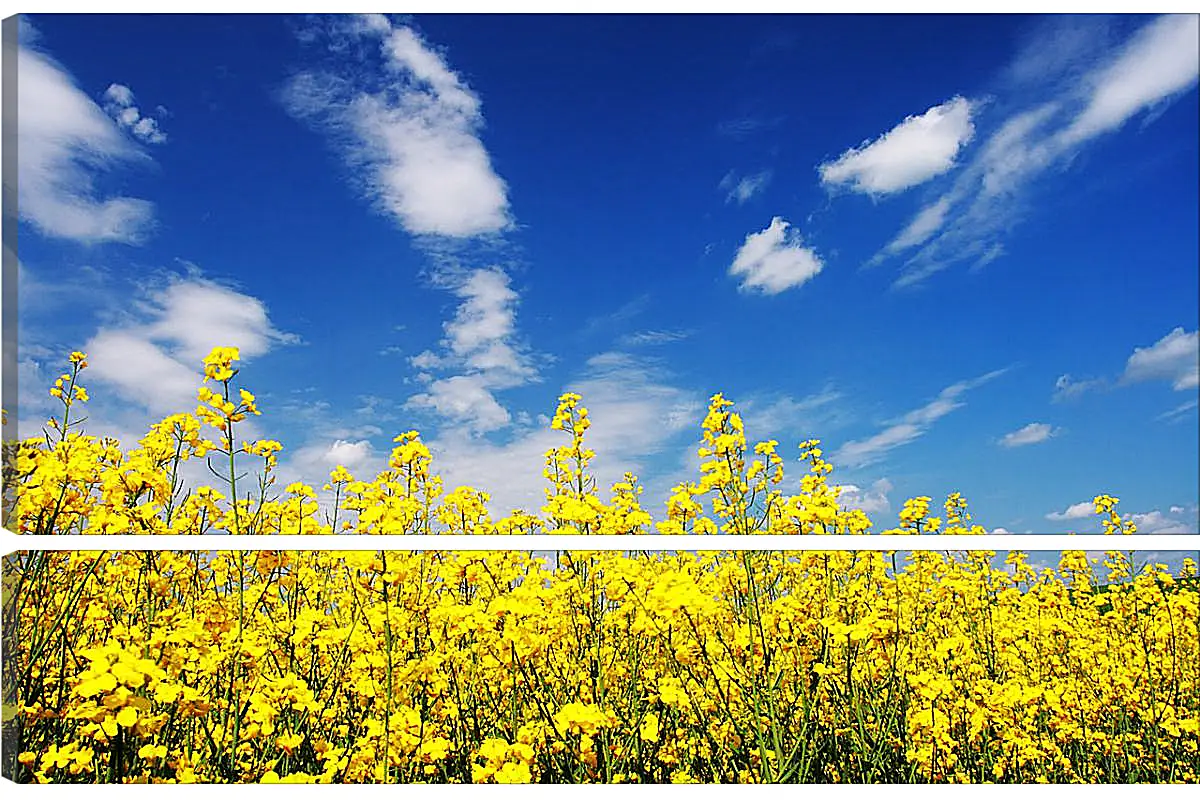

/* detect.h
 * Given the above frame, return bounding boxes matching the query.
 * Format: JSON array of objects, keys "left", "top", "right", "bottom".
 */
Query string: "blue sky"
[{"left": 7, "top": 13, "right": 1199, "bottom": 534}]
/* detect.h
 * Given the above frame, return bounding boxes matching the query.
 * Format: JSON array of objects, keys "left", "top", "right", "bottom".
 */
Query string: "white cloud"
[
  {"left": 620, "top": 329, "right": 691, "bottom": 347},
  {"left": 85, "top": 330, "right": 203, "bottom": 417},
  {"left": 283, "top": 17, "right": 511, "bottom": 238},
  {"left": 717, "top": 116, "right": 772, "bottom": 139},
  {"left": 441, "top": 269, "right": 534, "bottom": 381},
  {"left": 12, "top": 25, "right": 155, "bottom": 243},
  {"left": 82, "top": 276, "right": 296, "bottom": 416},
  {"left": 833, "top": 369, "right": 1006, "bottom": 469},
  {"left": 1052, "top": 373, "right": 1105, "bottom": 402},
  {"left": 989, "top": 526, "right": 1014, "bottom": 534},
  {"left": 719, "top": 169, "right": 772, "bottom": 204},
  {"left": 288, "top": 438, "right": 382, "bottom": 483},
  {"left": 408, "top": 374, "right": 512, "bottom": 433},
  {"left": 999, "top": 15, "right": 1116, "bottom": 92},
  {"left": 1158, "top": 399, "right": 1199, "bottom": 423},
  {"left": 740, "top": 387, "right": 848, "bottom": 443},
  {"left": 1048, "top": 327, "right": 1197, "bottom": 410},
  {"left": 818, "top": 96, "right": 975, "bottom": 195},
  {"left": 883, "top": 196, "right": 953, "bottom": 253},
  {"left": 427, "top": 351, "right": 701, "bottom": 516},
  {"left": 833, "top": 423, "right": 921, "bottom": 470},
  {"left": 1059, "top": 14, "right": 1200, "bottom": 146},
  {"left": 406, "top": 268, "right": 537, "bottom": 435},
  {"left": 143, "top": 278, "right": 300, "bottom": 364},
  {"left": 1127, "top": 509, "right": 1194, "bottom": 534},
  {"left": 975, "top": 103, "right": 1061, "bottom": 198},
  {"left": 998, "top": 422, "right": 1058, "bottom": 448},
  {"left": 1122, "top": 327, "right": 1199, "bottom": 391},
  {"left": 1046, "top": 501, "right": 1095, "bottom": 521},
  {"left": 833, "top": 478, "right": 893, "bottom": 516},
  {"left": 15, "top": 353, "right": 59, "bottom": 424},
  {"left": 877, "top": 15, "right": 1199, "bottom": 287},
  {"left": 729, "top": 217, "right": 824, "bottom": 295},
  {"left": 409, "top": 350, "right": 444, "bottom": 370},
  {"left": 101, "top": 83, "right": 168, "bottom": 144}
]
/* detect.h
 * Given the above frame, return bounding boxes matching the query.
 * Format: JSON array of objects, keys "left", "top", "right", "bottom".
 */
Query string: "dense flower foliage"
[{"left": 1, "top": 348, "right": 1196, "bottom": 783}]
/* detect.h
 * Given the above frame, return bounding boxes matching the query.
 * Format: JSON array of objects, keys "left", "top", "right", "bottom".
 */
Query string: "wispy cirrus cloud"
[
  {"left": 1057, "top": 14, "right": 1200, "bottom": 146},
  {"left": 619, "top": 329, "right": 692, "bottom": 347},
  {"left": 12, "top": 18, "right": 156, "bottom": 244},
  {"left": 818, "top": 96, "right": 976, "bottom": 196},
  {"left": 739, "top": 386, "right": 850, "bottom": 444},
  {"left": 879, "top": 14, "right": 1199, "bottom": 287},
  {"left": 716, "top": 115, "right": 779, "bottom": 140},
  {"left": 882, "top": 196, "right": 953, "bottom": 254},
  {"left": 719, "top": 169, "right": 772, "bottom": 204},
  {"left": 283, "top": 14, "right": 511, "bottom": 239},
  {"left": 833, "top": 369, "right": 1007, "bottom": 469},
  {"left": 729, "top": 217, "right": 824, "bottom": 295},
  {"left": 1157, "top": 398, "right": 1198, "bottom": 424}
]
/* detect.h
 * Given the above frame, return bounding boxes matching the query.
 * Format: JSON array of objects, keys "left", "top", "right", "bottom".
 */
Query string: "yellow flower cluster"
[
  {"left": 2, "top": 347, "right": 1195, "bottom": 784},
  {"left": 9, "top": 547, "right": 1194, "bottom": 784}
]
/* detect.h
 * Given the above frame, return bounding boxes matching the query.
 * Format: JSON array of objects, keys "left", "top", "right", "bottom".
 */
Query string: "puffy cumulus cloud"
[
  {"left": 406, "top": 268, "right": 538, "bottom": 436},
  {"left": 139, "top": 278, "right": 300, "bottom": 364},
  {"left": 408, "top": 374, "right": 512, "bottom": 434},
  {"left": 12, "top": 22, "right": 155, "bottom": 243},
  {"left": 1122, "top": 327, "right": 1199, "bottom": 391},
  {"left": 729, "top": 217, "right": 824, "bottom": 295},
  {"left": 280, "top": 438, "right": 385, "bottom": 498},
  {"left": 324, "top": 439, "right": 377, "bottom": 473},
  {"left": 1046, "top": 501, "right": 1095, "bottom": 521},
  {"left": 832, "top": 478, "right": 893, "bottom": 517},
  {"left": 1127, "top": 508, "right": 1195, "bottom": 535},
  {"left": 1049, "top": 327, "right": 1196, "bottom": 410},
  {"left": 84, "top": 330, "right": 202, "bottom": 418},
  {"left": 101, "top": 83, "right": 168, "bottom": 145},
  {"left": 818, "top": 96, "right": 975, "bottom": 196},
  {"left": 283, "top": 15, "right": 511, "bottom": 238},
  {"left": 998, "top": 422, "right": 1059, "bottom": 448},
  {"left": 441, "top": 269, "right": 534, "bottom": 381},
  {"left": 82, "top": 275, "right": 297, "bottom": 416}
]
